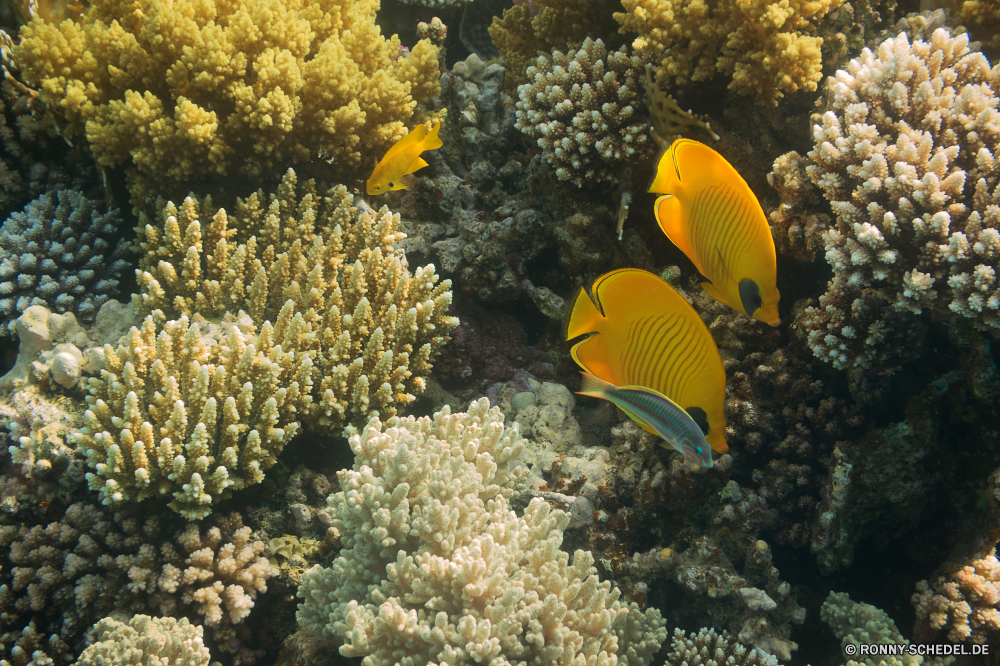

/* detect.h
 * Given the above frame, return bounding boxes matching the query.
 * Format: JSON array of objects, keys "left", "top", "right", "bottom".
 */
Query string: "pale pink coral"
[{"left": 913, "top": 553, "right": 1000, "bottom": 643}]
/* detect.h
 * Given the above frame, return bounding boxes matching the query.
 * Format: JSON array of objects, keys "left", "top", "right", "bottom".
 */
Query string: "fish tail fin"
[
  {"left": 578, "top": 372, "right": 614, "bottom": 398},
  {"left": 563, "top": 284, "right": 604, "bottom": 341},
  {"left": 423, "top": 122, "right": 444, "bottom": 151},
  {"left": 654, "top": 194, "right": 691, "bottom": 254}
]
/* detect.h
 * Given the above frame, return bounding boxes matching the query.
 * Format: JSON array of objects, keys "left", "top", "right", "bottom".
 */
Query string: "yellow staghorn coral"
[
  {"left": 78, "top": 311, "right": 314, "bottom": 519},
  {"left": 134, "top": 168, "right": 457, "bottom": 432},
  {"left": 14, "top": 0, "right": 442, "bottom": 207},
  {"left": 614, "top": 0, "right": 845, "bottom": 106}
]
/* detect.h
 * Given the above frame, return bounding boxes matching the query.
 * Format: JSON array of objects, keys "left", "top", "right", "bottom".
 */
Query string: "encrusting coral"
[
  {"left": 295, "top": 398, "right": 667, "bottom": 666},
  {"left": 15, "top": 0, "right": 443, "bottom": 206},
  {"left": 0, "top": 190, "right": 129, "bottom": 335},
  {"left": 74, "top": 615, "right": 213, "bottom": 666},
  {"left": 790, "top": 28, "right": 1000, "bottom": 373},
  {"left": 515, "top": 38, "right": 654, "bottom": 187},
  {"left": 613, "top": 0, "right": 845, "bottom": 106}
]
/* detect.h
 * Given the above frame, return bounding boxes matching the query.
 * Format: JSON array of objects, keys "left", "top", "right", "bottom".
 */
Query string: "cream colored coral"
[
  {"left": 15, "top": 0, "right": 441, "bottom": 205},
  {"left": 77, "top": 312, "right": 312, "bottom": 519},
  {"left": 75, "top": 615, "right": 212, "bottom": 666},
  {"left": 913, "top": 553, "right": 1000, "bottom": 644},
  {"left": 296, "top": 399, "right": 667, "bottom": 666},
  {"left": 515, "top": 38, "right": 653, "bottom": 186},
  {"left": 795, "top": 29, "right": 1000, "bottom": 370},
  {"left": 614, "top": 0, "right": 843, "bottom": 106},
  {"left": 134, "top": 169, "right": 457, "bottom": 433}
]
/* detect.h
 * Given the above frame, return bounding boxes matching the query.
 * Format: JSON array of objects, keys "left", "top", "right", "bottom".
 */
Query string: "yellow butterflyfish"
[
  {"left": 366, "top": 122, "right": 443, "bottom": 195},
  {"left": 564, "top": 268, "right": 729, "bottom": 455},
  {"left": 649, "top": 138, "right": 780, "bottom": 326}
]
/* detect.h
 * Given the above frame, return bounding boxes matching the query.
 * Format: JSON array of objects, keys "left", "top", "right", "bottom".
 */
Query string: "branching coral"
[
  {"left": 664, "top": 627, "right": 778, "bottom": 666},
  {"left": 913, "top": 552, "right": 1000, "bottom": 644},
  {"left": 15, "top": 0, "right": 442, "bottom": 206},
  {"left": 613, "top": 0, "right": 845, "bottom": 106},
  {"left": 81, "top": 170, "right": 456, "bottom": 519},
  {"left": 515, "top": 38, "right": 653, "bottom": 186},
  {"left": 75, "top": 615, "right": 213, "bottom": 666},
  {"left": 296, "top": 399, "right": 667, "bottom": 666},
  {"left": 0, "top": 505, "right": 274, "bottom": 665},
  {"left": 0, "top": 190, "right": 129, "bottom": 335},
  {"left": 792, "top": 28, "right": 1000, "bottom": 372}
]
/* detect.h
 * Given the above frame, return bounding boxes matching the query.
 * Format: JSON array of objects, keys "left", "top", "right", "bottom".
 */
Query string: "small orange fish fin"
[
  {"left": 423, "top": 122, "right": 443, "bottom": 150},
  {"left": 397, "top": 173, "right": 418, "bottom": 190},
  {"left": 404, "top": 156, "right": 429, "bottom": 175},
  {"left": 653, "top": 195, "right": 692, "bottom": 255}
]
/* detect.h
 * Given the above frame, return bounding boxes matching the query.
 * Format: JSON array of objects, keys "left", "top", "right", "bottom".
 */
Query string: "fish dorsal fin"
[
  {"left": 404, "top": 156, "right": 429, "bottom": 175},
  {"left": 423, "top": 122, "right": 443, "bottom": 150}
]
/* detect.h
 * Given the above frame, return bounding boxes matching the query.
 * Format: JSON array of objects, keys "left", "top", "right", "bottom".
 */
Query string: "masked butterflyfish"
[
  {"left": 564, "top": 268, "right": 728, "bottom": 454},
  {"left": 649, "top": 138, "right": 780, "bottom": 326},
  {"left": 578, "top": 372, "right": 713, "bottom": 467},
  {"left": 366, "top": 121, "right": 443, "bottom": 195}
]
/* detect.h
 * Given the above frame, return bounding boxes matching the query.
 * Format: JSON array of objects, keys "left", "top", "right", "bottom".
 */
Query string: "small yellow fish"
[
  {"left": 564, "top": 268, "right": 729, "bottom": 454},
  {"left": 649, "top": 138, "right": 780, "bottom": 326},
  {"left": 366, "top": 122, "right": 443, "bottom": 195}
]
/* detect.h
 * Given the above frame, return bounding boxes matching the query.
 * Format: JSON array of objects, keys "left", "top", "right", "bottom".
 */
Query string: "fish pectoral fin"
[
  {"left": 654, "top": 195, "right": 690, "bottom": 253},
  {"left": 398, "top": 173, "right": 418, "bottom": 190},
  {"left": 404, "top": 156, "right": 429, "bottom": 175}
]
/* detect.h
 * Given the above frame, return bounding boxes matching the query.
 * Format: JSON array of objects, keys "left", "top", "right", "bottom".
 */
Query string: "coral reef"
[
  {"left": 15, "top": 0, "right": 443, "bottom": 205},
  {"left": 613, "top": 0, "right": 845, "bottom": 105},
  {"left": 822, "top": 592, "right": 916, "bottom": 665},
  {"left": 488, "top": 0, "right": 624, "bottom": 91},
  {"left": 767, "top": 150, "right": 831, "bottom": 262},
  {"left": 80, "top": 170, "right": 456, "bottom": 519},
  {"left": 913, "top": 551, "right": 1000, "bottom": 644},
  {"left": 515, "top": 38, "right": 653, "bottom": 187},
  {"left": 664, "top": 627, "right": 778, "bottom": 666},
  {"left": 0, "top": 190, "right": 129, "bottom": 335},
  {"left": 0, "top": 505, "right": 274, "bottom": 665},
  {"left": 295, "top": 399, "right": 667, "bottom": 666},
  {"left": 75, "top": 616, "right": 213, "bottom": 666},
  {"left": 792, "top": 29, "right": 1000, "bottom": 373}
]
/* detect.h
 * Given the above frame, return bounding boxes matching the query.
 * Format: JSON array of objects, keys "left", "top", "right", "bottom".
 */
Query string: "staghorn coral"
[
  {"left": 0, "top": 190, "right": 129, "bottom": 335},
  {"left": 0, "top": 505, "right": 275, "bottom": 665},
  {"left": 913, "top": 551, "right": 1000, "bottom": 644},
  {"left": 792, "top": 28, "right": 1000, "bottom": 373},
  {"left": 15, "top": 0, "right": 442, "bottom": 206},
  {"left": 134, "top": 169, "right": 457, "bottom": 431},
  {"left": 614, "top": 0, "right": 845, "bottom": 106},
  {"left": 515, "top": 38, "right": 654, "bottom": 187},
  {"left": 664, "top": 627, "right": 778, "bottom": 666},
  {"left": 295, "top": 398, "right": 668, "bottom": 666},
  {"left": 74, "top": 615, "right": 212, "bottom": 666},
  {"left": 80, "top": 170, "right": 456, "bottom": 519}
]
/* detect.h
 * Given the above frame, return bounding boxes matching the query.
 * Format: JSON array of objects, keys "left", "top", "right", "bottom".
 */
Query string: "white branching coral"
[
  {"left": 789, "top": 28, "right": 1000, "bottom": 371},
  {"left": 296, "top": 399, "right": 667, "bottom": 666},
  {"left": 515, "top": 38, "right": 653, "bottom": 186},
  {"left": 75, "top": 616, "right": 213, "bottom": 666}
]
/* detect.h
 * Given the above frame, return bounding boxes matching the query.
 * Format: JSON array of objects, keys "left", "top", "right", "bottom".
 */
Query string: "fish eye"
[
  {"left": 388, "top": 181, "right": 394, "bottom": 188},
  {"left": 739, "top": 278, "right": 763, "bottom": 315}
]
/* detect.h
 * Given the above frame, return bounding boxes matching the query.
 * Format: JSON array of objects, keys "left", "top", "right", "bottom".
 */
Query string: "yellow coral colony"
[
  {"left": 614, "top": 0, "right": 845, "bottom": 106},
  {"left": 78, "top": 170, "right": 457, "bottom": 519},
  {"left": 14, "top": 0, "right": 442, "bottom": 206}
]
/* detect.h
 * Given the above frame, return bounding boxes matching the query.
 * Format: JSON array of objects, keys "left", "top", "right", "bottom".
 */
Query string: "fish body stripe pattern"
[{"left": 624, "top": 312, "right": 709, "bottom": 406}]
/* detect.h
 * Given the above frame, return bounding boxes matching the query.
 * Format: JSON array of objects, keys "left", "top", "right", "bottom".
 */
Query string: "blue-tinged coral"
[
  {"left": 789, "top": 28, "right": 1000, "bottom": 373},
  {"left": 0, "top": 190, "right": 128, "bottom": 336}
]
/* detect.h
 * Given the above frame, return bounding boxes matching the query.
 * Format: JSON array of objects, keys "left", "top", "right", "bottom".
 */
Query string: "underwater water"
[{"left": 0, "top": 0, "right": 997, "bottom": 664}]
